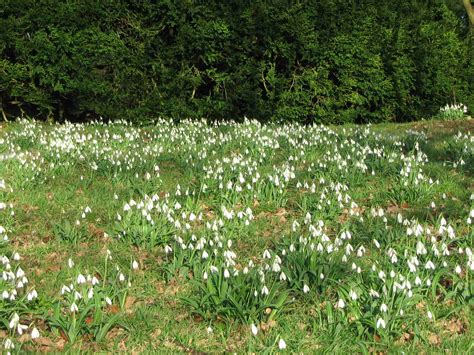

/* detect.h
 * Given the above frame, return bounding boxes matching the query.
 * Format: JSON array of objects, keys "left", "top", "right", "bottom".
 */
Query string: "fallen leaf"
[
  {"left": 124, "top": 296, "right": 136, "bottom": 312},
  {"left": 428, "top": 333, "right": 441, "bottom": 345}
]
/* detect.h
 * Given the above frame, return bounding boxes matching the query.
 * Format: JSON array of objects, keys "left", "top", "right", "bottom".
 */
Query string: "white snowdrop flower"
[
  {"left": 337, "top": 298, "right": 345, "bottom": 309},
  {"left": 203, "top": 271, "right": 208, "bottom": 280},
  {"left": 279, "top": 272, "right": 287, "bottom": 281},
  {"left": 4, "top": 338, "right": 14, "bottom": 350},
  {"left": 263, "top": 249, "right": 271, "bottom": 259},
  {"left": 68, "top": 258, "right": 74, "bottom": 268},
  {"left": 278, "top": 338, "right": 287, "bottom": 349},
  {"left": 12, "top": 252, "right": 20, "bottom": 261},
  {"left": 206, "top": 326, "right": 213, "bottom": 334},
  {"left": 427, "top": 310, "right": 433, "bottom": 320},
  {"left": 31, "top": 327, "right": 40, "bottom": 339},
  {"left": 118, "top": 273, "right": 125, "bottom": 282},
  {"left": 132, "top": 260, "right": 139, "bottom": 270},
  {"left": 272, "top": 261, "right": 281, "bottom": 272},
  {"left": 251, "top": 323, "right": 258, "bottom": 336},
  {"left": 397, "top": 213, "right": 403, "bottom": 224},
  {"left": 61, "top": 285, "right": 71, "bottom": 294},
  {"left": 70, "top": 302, "right": 78, "bottom": 313},
  {"left": 349, "top": 290, "right": 358, "bottom": 301},
  {"left": 16, "top": 268, "right": 25, "bottom": 278},
  {"left": 77, "top": 274, "right": 86, "bottom": 284},
  {"left": 376, "top": 318, "right": 386, "bottom": 329},
  {"left": 105, "top": 297, "right": 112, "bottom": 305},
  {"left": 261, "top": 285, "right": 269, "bottom": 295},
  {"left": 224, "top": 269, "right": 230, "bottom": 278},
  {"left": 210, "top": 265, "right": 218, "bottom": 273},
  {"left": 87, "top": 288, "right": 94, "bottom": 299},
  {"left": 370, "top": 289, "right": 380, "bottom": 298},
  {"left": 9, "top": 313, "right": 19, "bottom": 329},
  {"left": 455, "top": 265, "right": 462, "bottom": 274},
  {"left": 303, "top": 284, "right": 310, "bottom": 294},
  {"left": 320, "top": 273, "right": 325, "bottom": 280},
  {"left": 17, "top": 323, "right": 28, "bottom": 335},
  {"left": 27, "top": 289, "right": 38, "bottom": 301},
  {"left": 425, "top": 260, "right": 435, "bottom": 270},
  {"left": 380, "top": 303, "right": 388, "bottom": 312},
  {"left": 91, "top": 276, "right": 99, "bottom": 285}
]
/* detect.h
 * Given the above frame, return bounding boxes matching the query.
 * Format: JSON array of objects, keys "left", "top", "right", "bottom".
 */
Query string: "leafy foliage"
[{"left": 0, "top": 1, "right": 472, "bottom": 123}]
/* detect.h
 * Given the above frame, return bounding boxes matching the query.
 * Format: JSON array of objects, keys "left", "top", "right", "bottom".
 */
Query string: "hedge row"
[{"left": 1, "top": 0, "right": 473, "bottom": 123}]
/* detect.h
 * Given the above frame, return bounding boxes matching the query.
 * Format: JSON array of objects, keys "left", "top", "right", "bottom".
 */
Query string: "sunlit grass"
[{"left": 0, "top": 118, "right": 473, "bottom": 352}]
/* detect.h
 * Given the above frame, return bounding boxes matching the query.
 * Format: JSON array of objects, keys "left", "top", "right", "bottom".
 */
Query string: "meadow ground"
[{"left": 0, "top": 118, "right": 473, "bottom": 353}]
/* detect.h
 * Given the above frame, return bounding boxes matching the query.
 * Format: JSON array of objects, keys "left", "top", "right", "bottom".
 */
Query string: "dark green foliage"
[{"left": 0, "top": 0, "right": 472, "bottom": 123}]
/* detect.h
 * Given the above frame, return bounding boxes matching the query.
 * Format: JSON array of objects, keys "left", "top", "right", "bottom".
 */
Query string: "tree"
[{"left": 463, "top": 0, "right": 474, "bottom": 26}]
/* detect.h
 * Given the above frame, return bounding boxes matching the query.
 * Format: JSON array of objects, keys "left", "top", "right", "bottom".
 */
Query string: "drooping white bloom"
[
  {"left": 27, "top": 289, "right": 38, "bottom": 301},
  {"left": 77, "top": 274, "right": 86, "bottom": 284},
  {"left": 9, "top": 313, "right": 19, "bottom": 329},
  {"left": 132, "top": 260, "right": 139, "bottom": 270},
  {"left": 31, "top": 327, "right": 40, "bottom": 339},
  {"left": 251, "top": 323, "right": 258, "bottom": 336},
  {"left": 337, "top": 298, "right": 345, "bottom": 309},
  {"left": 278, "top": 338, "right": 286, "bottom": 349},
  {"left": 376, "top": 318, "right": 386, "bottom": 329},
  {"left": 455, "top": 265, "right": 462, "bottom": 274}
]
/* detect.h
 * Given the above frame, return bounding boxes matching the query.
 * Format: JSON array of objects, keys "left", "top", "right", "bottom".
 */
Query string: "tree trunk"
[{"left": 464, "top": 0, "right": 474, "bottom": 26}]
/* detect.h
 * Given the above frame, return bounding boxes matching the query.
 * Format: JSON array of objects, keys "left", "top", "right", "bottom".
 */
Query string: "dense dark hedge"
[{"left": 1, "top": 0, "right": 473, "bottom": 123}]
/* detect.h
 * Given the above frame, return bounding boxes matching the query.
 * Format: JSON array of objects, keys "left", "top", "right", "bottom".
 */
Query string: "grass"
[{"left": 0, "top": 117, "right": 473, "bottom": 353}]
